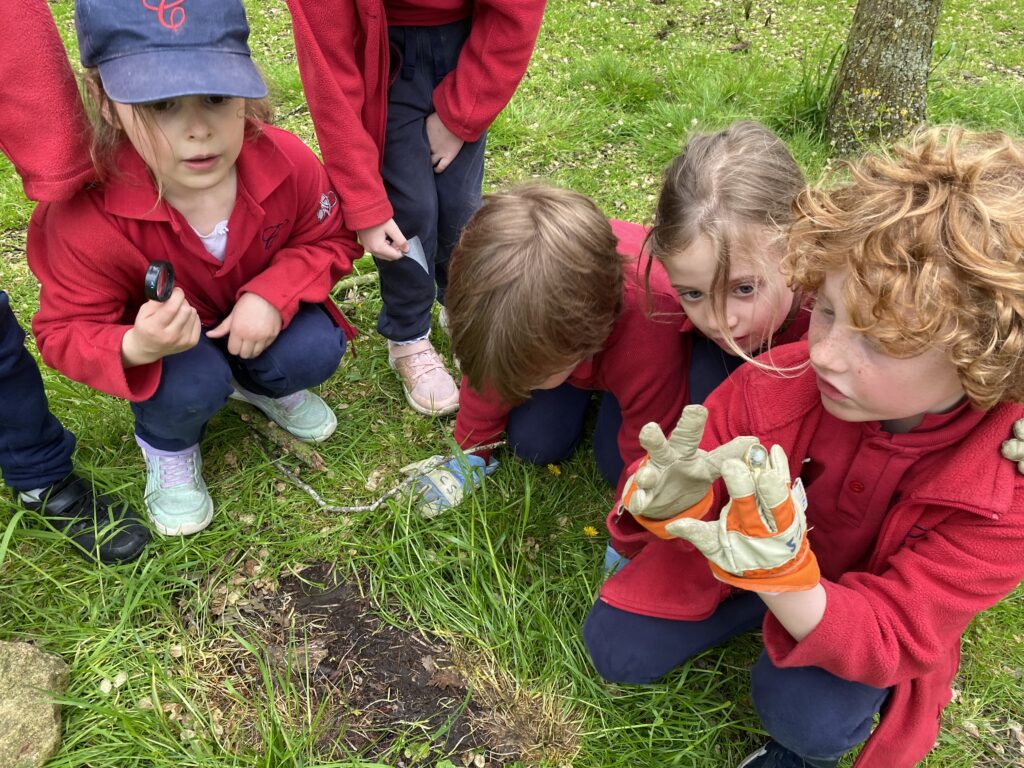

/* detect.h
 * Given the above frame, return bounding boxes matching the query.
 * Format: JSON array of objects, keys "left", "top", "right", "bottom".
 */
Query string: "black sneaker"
[
  {"left": 738, "top": 741, "right": 838, "bottom": 768},
  {"left": 17, "top": 474, "right": 150, "bottom": 564}
]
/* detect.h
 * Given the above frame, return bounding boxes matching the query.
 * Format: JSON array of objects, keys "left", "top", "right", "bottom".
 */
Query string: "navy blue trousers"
[
  {"left": 375, "top": 19, "right": 487, "bottom": 341},
  {"left": 506, "top": 385, "right": 623, "bottom": 486},
  {"left": 583, "top": 596, "right": 889, "bottom": 764},
  {"left": 132, "top": 305, "right": 345, "bottom": 451},
  {"left": 0, "top": 292, "right": 75, "bottom": 490}
]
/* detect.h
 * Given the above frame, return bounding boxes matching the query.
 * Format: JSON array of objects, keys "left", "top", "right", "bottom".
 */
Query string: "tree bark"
[{"left": 825, "top": 0, "right": 943, "bottom": 154}]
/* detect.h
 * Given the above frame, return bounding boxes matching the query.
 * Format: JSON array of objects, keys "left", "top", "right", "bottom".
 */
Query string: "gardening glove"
[
  {"left": 1000, "top": 419, "right": 1024, "bottom": 474},
  {"left": 665, "top": 443, "right": 820, "bottom": 593},
  {"left": 401, "top": 454, "right": 498, "bottom": 518},
  {"left": 622, "top": 404, "right": 758, "bottom": 539}
]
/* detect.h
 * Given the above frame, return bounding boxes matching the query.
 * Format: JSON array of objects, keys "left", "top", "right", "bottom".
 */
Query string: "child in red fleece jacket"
[
  {"left": 27, "top": 0, "right": 362, "bottom": 538},
  {"left": 287, "top": 0, "right": 546, "bottom": 417},
  {"left": 589, "top": 127, "right": 1024, "bottom": 768}
]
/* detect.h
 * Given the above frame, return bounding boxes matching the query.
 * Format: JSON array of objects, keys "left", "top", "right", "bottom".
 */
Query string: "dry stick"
[
  {"left": 226, "top": 398, "right": 329, "bottom": 473},
  {"left": 271, "top": 441, "right": 507, "bottom": 514}
]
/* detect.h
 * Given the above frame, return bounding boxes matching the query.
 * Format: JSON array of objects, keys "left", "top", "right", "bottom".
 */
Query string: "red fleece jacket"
[
  {"left": 287, "top": 0, "right": 545, "bottom": 231},
  {"left": 602, "top": 341, "right": 1024, "bottom": 767},
  {"left": 27, "top": 126, "right": 361, "bottom": 403},
  {"left": 0, "top": 1, "right": 93, "bottom": 202}
]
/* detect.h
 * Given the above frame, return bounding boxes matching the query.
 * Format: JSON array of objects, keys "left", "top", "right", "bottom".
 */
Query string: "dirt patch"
[{"left": 177, "top": 560, "right": 578, "bottom": 767}]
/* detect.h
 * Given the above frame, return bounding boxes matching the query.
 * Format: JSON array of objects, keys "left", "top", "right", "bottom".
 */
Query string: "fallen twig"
[{"left": 272, "top": 441, "right": 507, "bottom": 514}]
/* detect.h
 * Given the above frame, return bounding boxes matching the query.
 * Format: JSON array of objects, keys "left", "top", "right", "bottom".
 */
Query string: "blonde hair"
[
  {"left": 786, "top": 126, "right": 1024, "bottom": 410},
  {"left": 447, "top": 183, "right": 623, "bottom": 404},
  {"left": 81, "top": 68, "right": 272, "bottom": 187},
  {"left": 647, "top": 121, "right": 806, "bottom": 359}
]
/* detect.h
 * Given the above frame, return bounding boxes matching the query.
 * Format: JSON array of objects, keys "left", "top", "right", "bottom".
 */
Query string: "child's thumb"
[{"left": 665, "top": 518, "right": 721, "bottom": 559}]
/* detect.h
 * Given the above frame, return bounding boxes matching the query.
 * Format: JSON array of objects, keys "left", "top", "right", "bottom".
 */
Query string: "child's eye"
[
  {"left": 733, "top": 283, "right": 757, "bottom": 297},
  {"left": 205, "top": 95, "right": 230, "bottom": 106},
  {"left": 679, "top": 290, "right": 704, "bottom": 303},
  {"left": 814, "top": 302, "right": 834, "bottom": 319},
  {"left": 150, "top": 100, "right": 175, "bottom": 112}
]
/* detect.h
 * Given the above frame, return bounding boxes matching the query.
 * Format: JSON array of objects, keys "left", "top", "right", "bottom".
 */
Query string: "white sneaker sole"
[{"left": 147, "top": 497, "right": 214, "bottom": 537}]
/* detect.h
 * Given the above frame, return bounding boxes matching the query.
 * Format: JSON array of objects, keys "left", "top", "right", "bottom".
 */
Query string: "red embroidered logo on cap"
[{"left": 142, "top": 0, "right": 186, "bottom": 31}]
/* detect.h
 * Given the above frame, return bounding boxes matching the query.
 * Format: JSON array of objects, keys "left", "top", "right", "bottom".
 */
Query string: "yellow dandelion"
[
  {"left": 547, "top": 463, "right": 562, "bottom": 476},
  {"left": 583, "top": 525, "right": 599, "bottom": 538}
]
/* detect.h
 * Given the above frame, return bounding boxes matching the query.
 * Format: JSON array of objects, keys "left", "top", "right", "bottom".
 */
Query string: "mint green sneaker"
[
  {"left": 230, "top": 384, "right": 337, "bottom": 443},
  {"left": 136, "top": 438, "right": 213, "bottom": 536}
]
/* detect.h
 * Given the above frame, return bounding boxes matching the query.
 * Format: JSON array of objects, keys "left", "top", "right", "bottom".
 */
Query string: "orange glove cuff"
[
  {"left": 709, "top": 540, "right": 821, "bottom": 593},
  {"left": 629, "top": 488, "right": 714, "bottom": 541}
]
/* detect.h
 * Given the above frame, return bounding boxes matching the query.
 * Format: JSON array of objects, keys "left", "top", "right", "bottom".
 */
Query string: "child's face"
[
  {"left": 808, "top": 270, "right": 966, "bottom": 433},
  {"left": 662, "top": 231, "right": 796, "bottom": 355},
  {"left": 111, "top": 95, "right": 246, "bottom": 204}
]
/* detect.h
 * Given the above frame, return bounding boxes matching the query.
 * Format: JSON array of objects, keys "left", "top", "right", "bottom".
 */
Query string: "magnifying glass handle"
[{"left": 144, "top": 260, "right": 175, "bottom": 302}]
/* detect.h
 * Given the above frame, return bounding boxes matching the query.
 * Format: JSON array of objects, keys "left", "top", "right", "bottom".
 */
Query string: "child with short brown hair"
[
  {"left": 591, "top": 126, "right": 1024, "bottom": 768},
  {"left": 417, "top": 182, "right": 688, "bottom": 512}
]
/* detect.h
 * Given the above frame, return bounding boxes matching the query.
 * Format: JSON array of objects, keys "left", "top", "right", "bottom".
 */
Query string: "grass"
[{"left": 2, "top": 0, "right": 1023, "bottom": 766}]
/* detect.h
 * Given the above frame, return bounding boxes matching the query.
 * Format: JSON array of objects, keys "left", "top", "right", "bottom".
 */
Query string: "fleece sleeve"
[
  {"left": 762, "top": 499, "right": 1024, "bottom": 688},
  {"left": 27, "top": 200, "right": 162, "bottom": 401},
  {"left": 237, "top": 134, "right": 362, "bottom": 327},
  {"left": 453, "top": 378, "right": 511, "bottom": 462},
  {"left": 0, "top": 0, "right": 93, "bottom": 202},
  {"left": 286, "top": 0, "right": 392, "bottom": 232},
  {"left": 432, "top": 0, "right": 546, "bottom": 142}
]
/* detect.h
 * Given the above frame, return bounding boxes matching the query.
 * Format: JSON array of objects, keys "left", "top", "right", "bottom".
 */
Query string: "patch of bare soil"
[{"left": 180, "top": 560, "right": 578, "bottom": 767}]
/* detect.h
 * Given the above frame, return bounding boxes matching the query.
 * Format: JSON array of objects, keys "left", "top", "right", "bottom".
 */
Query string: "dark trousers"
[
  {"left": 375, "top": 20, "right": 487, "bottom": 341},
  {"left": 583, "top": 596, "right": 889, "bottom": 764},
  {"left": 132, "top": 305, "right": 345, "bottom": 451},
  {"left": 506, "top": 385, "right": 623, "bottom": 486},
  {"left": 0, "top": 291, "right": 75, "bottom": 491}
]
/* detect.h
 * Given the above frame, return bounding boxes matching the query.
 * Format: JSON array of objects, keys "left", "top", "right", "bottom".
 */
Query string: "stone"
[{"left": 0, "top": 641, "right": 69, "bottom": 768}]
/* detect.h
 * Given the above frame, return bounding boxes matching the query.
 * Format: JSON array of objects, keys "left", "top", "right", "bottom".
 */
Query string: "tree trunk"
[{"left": 824, "top": 0, "right": 943, "bottom": 154}]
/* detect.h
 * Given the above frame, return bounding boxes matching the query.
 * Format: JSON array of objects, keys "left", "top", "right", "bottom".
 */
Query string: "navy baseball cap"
[{"left": 76, "top": 0, "right": 267, "bottom": 104}]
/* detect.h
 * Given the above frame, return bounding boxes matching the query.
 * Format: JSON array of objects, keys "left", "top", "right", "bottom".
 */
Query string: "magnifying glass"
[{"left": 144, "top": 260, "right": 175, "bottom": 302}]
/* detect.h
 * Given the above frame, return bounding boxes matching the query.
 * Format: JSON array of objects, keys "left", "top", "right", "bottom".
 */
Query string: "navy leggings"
[
  {"left": 132, "top": 305, "right": 345, "bottom": 451},
  {"left": 583, "top": 596, "right": 889, "bottom": 764},
  {"left": 506, "top": 385, "right": 623, "bottom": 486},
  {"left": 375, "top": 19, "right": 486, "bottom": 341},
  {"left": 0, "top": 291, "right": 75, "bottom": 490}
]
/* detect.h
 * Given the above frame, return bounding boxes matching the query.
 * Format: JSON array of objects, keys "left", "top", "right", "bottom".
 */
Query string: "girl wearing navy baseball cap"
[{"left": 26, "top": 0, "right": 362, "bottom": 536}]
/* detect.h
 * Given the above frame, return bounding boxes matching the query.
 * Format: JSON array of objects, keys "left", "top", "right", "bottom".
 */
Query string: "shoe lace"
[
  {"left": 159, "top": 452, "right": 197, "bottom": 489},
  {"left": 398, "top": 348, "right": 446, "bottom": 384}
]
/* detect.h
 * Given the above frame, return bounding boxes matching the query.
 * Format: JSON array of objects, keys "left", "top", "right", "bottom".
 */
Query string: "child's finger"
[
  {"left": 706, "top": 435, "right": 760, "bottom": 473},
  {"left": 637, "top": 422, "right": 676, "bottom": 467},
  {"left": 665, "top": 404, "right": 708, "bottom": 458},
  {"left": 767, "top": 444, "right": 791, "bottom": 481},
  {"left": 206, "top": 315, "right": 232, "bottom": 339},
  {"left": 720, "top": 458, "right": 772, "bottom": 534}
]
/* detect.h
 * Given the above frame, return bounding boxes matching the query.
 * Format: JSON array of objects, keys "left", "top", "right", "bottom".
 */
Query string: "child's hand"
[
  {"left": 206, "top": 292, "right": 282, "bottom": 359},
  {"left": 665, "top": 444, "right": 820, "bottom": 593},
  {"left": 401, "top": 454, "right": 498, "bottom": 518},
  {"left": 1000, "top": 419, "right": 1024, "bottom": 474},
  {"left": 426, "top": 113, "right": 464, "bottom": 174},
  {"left": 121, "top": 287, "right": 201, "bottom": 367},
  {"left": 357, "top": 219, "right": 409, "bottom": 261},
  {"left": 623, "top": 405, "right": 758, "bottom": 522}
]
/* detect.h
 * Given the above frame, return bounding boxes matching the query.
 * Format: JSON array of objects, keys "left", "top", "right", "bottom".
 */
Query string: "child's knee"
[
  {"left": 507, "top": 430, "right": 580, "bottom": 466},
  {"left": 751, "top": 651, "right": 885, "bottom": 760},
  {"left": 582, "top": 602, "right": 671, "bottom": 684}
]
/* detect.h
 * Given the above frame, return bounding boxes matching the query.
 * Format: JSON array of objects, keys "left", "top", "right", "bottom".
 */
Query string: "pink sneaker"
[{"left": 388, "top": 338, "right": 459, "bottom": 416}]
